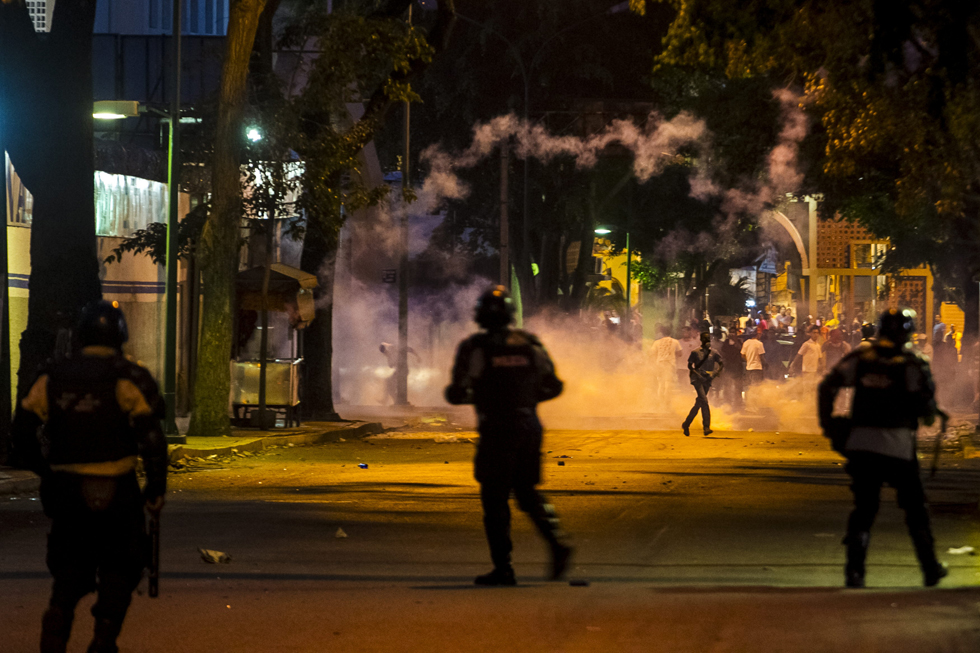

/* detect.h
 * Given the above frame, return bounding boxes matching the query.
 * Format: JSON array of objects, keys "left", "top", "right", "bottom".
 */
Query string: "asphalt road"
[{"left": 2, "top": 428, "right": 980, "bottom": 652}]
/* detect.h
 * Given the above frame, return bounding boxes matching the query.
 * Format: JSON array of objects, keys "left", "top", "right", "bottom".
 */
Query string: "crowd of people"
[{"left": 649, "top": 307, "right": 980, "bottom": 415}]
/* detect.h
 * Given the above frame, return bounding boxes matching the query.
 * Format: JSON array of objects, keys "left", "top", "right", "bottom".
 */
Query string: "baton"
[
  {"left": 148, "top": 511, "right": 160, "bottom": 598},
  {"left": 930, "top": 411, "right": 950, "bottom": 479}
]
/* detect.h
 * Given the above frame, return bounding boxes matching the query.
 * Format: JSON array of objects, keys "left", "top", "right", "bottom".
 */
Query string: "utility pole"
[
  {"left": 163, "top": 0, "right": 184, "bottom": 442},
  {"left": 395, "top": 3, "right": 412, "bottom": 406},
  {"left": 500, "top": 140, "right": 509, "bottom": 288}
]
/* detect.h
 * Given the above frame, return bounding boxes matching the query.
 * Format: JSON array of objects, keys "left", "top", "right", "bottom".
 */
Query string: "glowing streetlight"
[{"left": 246, "top": 127, "right": 262, "bottom": 143}]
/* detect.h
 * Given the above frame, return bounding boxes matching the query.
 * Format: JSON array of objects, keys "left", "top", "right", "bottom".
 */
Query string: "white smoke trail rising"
[{"left": 415, "top": 111, "right": 709, "bottom": 215}]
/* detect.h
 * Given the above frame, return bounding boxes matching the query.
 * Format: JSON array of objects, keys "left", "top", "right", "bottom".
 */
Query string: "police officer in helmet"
[
  {"left": 12, "top": 301, "right": 168, "bottom": 653},
  {"left": 445, "top": 286, "right": 571, "bottom": 586},
  {"left": 819, "top": 308, "right": 947, "bottom": 588}
]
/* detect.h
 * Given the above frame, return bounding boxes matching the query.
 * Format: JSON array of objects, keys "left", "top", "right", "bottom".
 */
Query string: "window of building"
[{"left": 26, "top": 0, "right": 47, "bottom": 32}]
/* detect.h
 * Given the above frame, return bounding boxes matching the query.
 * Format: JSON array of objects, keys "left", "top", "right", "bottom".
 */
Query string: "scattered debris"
[
  {"left": 558, "top": 461, "right": 566, "bottom": 466},
  {"left": 434, "top": 435, "right": 459, "bottom": 444},
  {"left": 199, "top": 548, "right": 232, "bottom": 564},
  {"left": 206, "top": 454, "right": 218, "bottom": 460},
  {"left": 358, "top": 463, "right": 369, "bottom": 469},
  {"left": 339, "top": 438, "right": 346, "bottom": 442},
  {"left": 288, "top": 443, "right": 295, "bottom": 447},
  {"left": 947, "top": 546, "right": 976, "bottom": 555},
  {"left": 335, "top": 527, "right": 348, "bottom": 539}
]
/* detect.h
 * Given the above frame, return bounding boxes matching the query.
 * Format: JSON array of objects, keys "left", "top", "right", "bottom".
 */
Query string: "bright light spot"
[
  {"left": 746, "top": 299, "right": 756, "bottom": 307},
  {"left": 93, "top": 112, "right": 127, "bottom": 120},
  {"left": 594, "top": 228, "right": 612, "bottom": 235},
  {"left": 531, "top": 263, "right": 540, "bottom": 276},
  {"left": 246, "top": 128, "right": 262, "bottom": 142}
]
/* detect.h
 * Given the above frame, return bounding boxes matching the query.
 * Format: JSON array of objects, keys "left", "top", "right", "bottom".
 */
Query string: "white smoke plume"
[{"left": 414, "top": 111, "right": 709, "bottom": 215}]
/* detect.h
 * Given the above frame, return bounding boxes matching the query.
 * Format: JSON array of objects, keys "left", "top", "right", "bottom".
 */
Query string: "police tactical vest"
[
  {"left": 44, "top": 355, "right": 138, "bottom": 466},
  {"left": 472, "top": 330, "right": 540, "bottom": 412},
  {"left": 851, "top": 347, "right": 922, "bottom": 430}
]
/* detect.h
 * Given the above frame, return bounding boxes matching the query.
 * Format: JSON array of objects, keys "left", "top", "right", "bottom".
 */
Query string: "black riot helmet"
[
  {"left": 877, "top": 308, "right": 915, "bottom": 345},
  {"left": 475, "top": 286, "right": 516, "bottom": 329},
  {"left": 77, "top": 300, "right": 129, "bottom": 349},
  {"left": 860, "top": 322, "right": 876, "bottom": 340}
]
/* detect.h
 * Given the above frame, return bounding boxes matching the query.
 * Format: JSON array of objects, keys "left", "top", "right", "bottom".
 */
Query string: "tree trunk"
[
  {"left": 298, "top": 213, "right": 340, "bottom": 421},
  {"left": 0, "top": 1, "right": 102, "bottom": 402},
  {"left": 189, "top": 0, "right": 268, "bottom": 437}
]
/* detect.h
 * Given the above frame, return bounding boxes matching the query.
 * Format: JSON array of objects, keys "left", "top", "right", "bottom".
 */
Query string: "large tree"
[
  {"left": 636, "top": 0, "right": 980, "bottom": 337},
  {"left": 189, "top": 0, "right": 270, "bottom": 436},
  {"left": 0, "top": 1, "right": 102, "bottom": 402}
]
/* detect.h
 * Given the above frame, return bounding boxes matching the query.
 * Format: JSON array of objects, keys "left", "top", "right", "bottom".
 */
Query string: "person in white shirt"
[
  {"left": 741, "top": 330, "right": 766, "bottom": 388},
  {"left": 677, "top": 326, "right": 699, "bottom": 386},
  {"left": 794, "top": 325, "right": 825, "bottom": 376},
  {"left": 650, "top": 325, "right": 682, "bottom": 402}
]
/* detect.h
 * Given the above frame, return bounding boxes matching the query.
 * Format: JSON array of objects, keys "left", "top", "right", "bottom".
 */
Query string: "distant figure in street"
[
  {"left": 682, "top": 332, "right": 724, "bottom": 436},
  {"left": 379, "top": 342, "right": 420, "bottom": 405},
  {"left": 822, "top": 328, "right": 852, "bottom": 370},
  {"left": 794, "top": 325, "right": 825, "bottom": 376},
  {"left": 819, "top": 308, "right": 947, "bottom": 588},
  {"left": 933, "top": 314, "right": 946, "bottom": 342},
  {"left": 650, "top": 325, "right": 682, "bottom": 403},
  {"left": 445, "top": 286, "right": 571, "bottom": 586},
  {"left": 741, "top": 329, "right": 765, "bottom": 393},
  {"left": 719, "top": 331, "right": 744, "bottom": 410},
  {"left": 11, "top": 301, "right": 167, "bottom": 653}
]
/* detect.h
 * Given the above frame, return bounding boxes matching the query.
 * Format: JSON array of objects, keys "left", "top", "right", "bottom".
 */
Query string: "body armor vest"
[
  {"left": 471, "top": 331, "right": 540, "bottom": 413},
  {"left": 850, "top": 346, "right": 921, "bottom": 430},
  {"left": 43, "top": 355, "right": 137, "bottom": 466}
]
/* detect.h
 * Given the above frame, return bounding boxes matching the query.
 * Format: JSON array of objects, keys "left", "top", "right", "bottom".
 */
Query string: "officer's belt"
[{"left": 49, "top": 456, "right": 139, "bottom": 476}]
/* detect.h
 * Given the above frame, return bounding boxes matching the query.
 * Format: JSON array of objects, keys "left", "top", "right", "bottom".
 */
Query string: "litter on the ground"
[
  {"left": 358, "top": 463, "right": 368, "bottom": 469},
  {"left": 199, "top": 548, "right": 232, "bottom": 564},
  {"left": 335, "top": 527, "right": 348, "bottom": 539},
  {"left": 947, "top": 546, "right": 976, "bottom": 555},
  {"left": 558, "top": 461, "right": 566, "bottom": 466},
  {"left": 434, "top": 435, "right": 459, "bottom": 443}
]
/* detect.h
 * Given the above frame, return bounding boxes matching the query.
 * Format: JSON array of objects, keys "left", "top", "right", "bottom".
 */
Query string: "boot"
[
  {"left": 40, "top": 605, "right": 74, "bottom": 653},
  {"left": 910, "top": 528, "right": 947, "bottom": 587},
  {"left": 87, "top": 618, "right": 122, "bottom": 653},
  {"left": 474, "top": 566, "right": 517, "bottom": 586},
  {"left": 844, "top": 531, "right": 870, "bottom": 588},
  {"left": 550, "top": 543, "right": 573, "bottom": 581}
]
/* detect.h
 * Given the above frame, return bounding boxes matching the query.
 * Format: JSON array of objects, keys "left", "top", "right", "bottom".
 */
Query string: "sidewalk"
[{"left": 0, "top": 420, "right": 383, "bottom": 496}]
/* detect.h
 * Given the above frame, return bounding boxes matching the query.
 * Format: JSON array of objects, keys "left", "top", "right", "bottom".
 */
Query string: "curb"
[
  {"left": 0, "top": 473, "right": 40, "bottom": 496},
  {"left": 168, "top": 421, "right": 384, "bottom": 462}
]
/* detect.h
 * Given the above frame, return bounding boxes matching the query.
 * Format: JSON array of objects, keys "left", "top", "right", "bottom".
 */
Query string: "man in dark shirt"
[{"left": 682, "top": 332, "right": 725, "bottom": 436}]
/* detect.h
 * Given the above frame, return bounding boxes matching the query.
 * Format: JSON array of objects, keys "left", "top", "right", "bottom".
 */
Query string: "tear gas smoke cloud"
[{"left": 329, "top": 95, "right": 822, "bottom": 431}]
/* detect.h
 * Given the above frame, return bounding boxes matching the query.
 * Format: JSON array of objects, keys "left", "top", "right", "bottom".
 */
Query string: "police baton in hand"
[{"left": 930, "top": 411, "right": 950, "bottom": 479}]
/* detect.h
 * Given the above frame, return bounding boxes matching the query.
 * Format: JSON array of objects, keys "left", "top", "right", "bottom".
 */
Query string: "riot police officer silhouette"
[
  {"left": 445, "top": 286, "right": 572, "bottom": 585},
  {"left": 819, "top": 308, "right": 947, "bottom": 588},
  {"left": 12, "top": 301, "right": 167, "bottom": 652}
]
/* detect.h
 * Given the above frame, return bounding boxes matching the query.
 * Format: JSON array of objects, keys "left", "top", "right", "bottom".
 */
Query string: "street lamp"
[{"left": 595, "top": 223, "right": 633, "bottom": 339}]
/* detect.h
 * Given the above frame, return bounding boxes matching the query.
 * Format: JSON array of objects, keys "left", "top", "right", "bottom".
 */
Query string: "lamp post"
[{"left": 91, "top": 0, "right": 183, "bottom": 443}]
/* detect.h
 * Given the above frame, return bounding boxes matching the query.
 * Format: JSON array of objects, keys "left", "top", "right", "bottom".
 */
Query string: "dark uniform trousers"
[
  {"left": 476, "top": 411, "right": 563, "bottom": 570},
  {"left": 844, "top": 451, "right": 938, "bottom": 573},
  {"left": 683, "top": 382, "right": 712, "bottom": 431},
  {"left": 41, "top": 472, "right": 147, "bottom": 651}
]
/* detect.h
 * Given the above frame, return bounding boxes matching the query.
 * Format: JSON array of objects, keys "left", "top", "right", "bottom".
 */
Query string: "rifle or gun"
[
  {"left": 930, "top": 411, "right": 950, "bottom": 479},
  {"left": 148, "top": 511, "right": 160, "bottom": 598}
]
